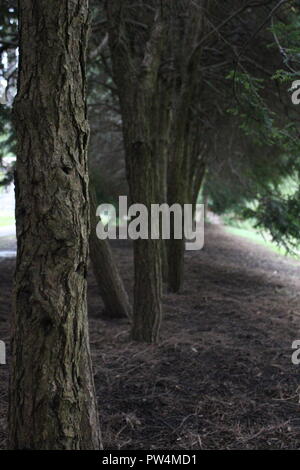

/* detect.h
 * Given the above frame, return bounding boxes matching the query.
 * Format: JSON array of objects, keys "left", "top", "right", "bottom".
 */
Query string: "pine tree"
[{"left": 9, "top": 0, "right": 102, "bottom": 449}]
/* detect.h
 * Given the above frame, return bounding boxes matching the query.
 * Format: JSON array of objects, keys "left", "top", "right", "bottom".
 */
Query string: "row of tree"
[{"left": 0, "top": 0, "right": 299, "bottom": 449}]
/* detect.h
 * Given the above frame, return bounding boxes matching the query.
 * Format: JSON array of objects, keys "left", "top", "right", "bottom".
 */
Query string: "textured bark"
[
  {"left": 167, "top": 237, "right": 185, "bottom": 293},
  {"left": 166, "top": 1, "right": 208, "bottom": 293},
  {"left": 9, "top": 0, "right": 102, "bottom": 450},
  {"left": 167, "top": 83, "right": 192, "bottom": 293},
  {"left": 167, "top": 139, "right": 206, "bottom": 293},
  {"left": 154, "top": 81, "right": 171, "bottom": 284},
  {"left": 89, "top": 188, "right": 131, "bottom": 319},
  {"left": 126, "top": 138, "right": 163, "bottom": 342},
  {"left": 167, "top": 148, "right": 206, "bottom": 292},
  {"left": 107, "top": 1, "right": 165, "bottom": 342}
]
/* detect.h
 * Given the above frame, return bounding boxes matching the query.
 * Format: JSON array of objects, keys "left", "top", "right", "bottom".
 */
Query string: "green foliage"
[
  {"left": 243, "top": 192, "right": 300, "bottom": 252},
  {"left": 208, "top": 7, "right": 300, "bottom": 253}
]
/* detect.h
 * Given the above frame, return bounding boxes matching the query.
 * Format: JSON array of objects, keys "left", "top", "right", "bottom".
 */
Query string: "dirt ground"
[{"left": 1, "top": 224, "right": 300, "bottom": 449}]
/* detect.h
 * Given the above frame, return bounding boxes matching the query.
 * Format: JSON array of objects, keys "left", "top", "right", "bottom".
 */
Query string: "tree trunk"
[
  {"left": 126, "top": 139, "right": 163, "bottom": 342},
  {"left": 107, "top": 1, "right": 164, "bottom": 342},
  {"left": 165, "top": 1, "right": 208, "bottom": 293},
  {"left": 167, "top": 84, "right": 190, "bottom": 293},
  {"left": 9, "top": 0, "right": 101, "bottom": 450},
  {"left": 167, "top": 237, "right": 185, "bottom": 293},
  {"left": 167, "top": 148, "right": 206, "bottom": 293},
  {"left": 89, "top": 187, "right": 131, "bottom": 319}
]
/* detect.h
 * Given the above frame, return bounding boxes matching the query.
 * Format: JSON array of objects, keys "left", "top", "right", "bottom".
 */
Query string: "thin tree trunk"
[
  {"left": 167, "top": 85, "right": 190, "bottom": 293},
  {"left": 89, "top": 187, "right": 131, "bottom": 319},
  {"left": 9, "top": 0, "right": 101, "bottom": 450},
  {"left": 155, "top": 81, "right": 171, "bottom": 283},
  {"left": 167, "top": 151, "right": 206, "bottom": 293},
  {"left": 167, "top": 237, "right": 185, "bottom": 293}
]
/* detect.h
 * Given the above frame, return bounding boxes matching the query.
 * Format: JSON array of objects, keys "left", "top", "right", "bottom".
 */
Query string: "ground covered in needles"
[{"left": 1, "top": 224, "right": 300, "bottom": 449}]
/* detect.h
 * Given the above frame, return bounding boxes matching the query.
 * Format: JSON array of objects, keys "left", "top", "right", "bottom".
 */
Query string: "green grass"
[
  {"left": 224, "top": 225, "right": 299, "bottom": 259},
  {"left": 0, "top": 216, "right": 15, "bottom": 228}
]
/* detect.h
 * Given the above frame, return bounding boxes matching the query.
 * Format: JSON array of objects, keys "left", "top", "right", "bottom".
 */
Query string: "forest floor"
[{"left": 1, "top": 223, "right": 300, "bottom": 449}]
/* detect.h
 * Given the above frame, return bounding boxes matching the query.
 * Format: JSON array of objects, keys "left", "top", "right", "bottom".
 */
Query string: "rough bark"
[
  {"left": 167, "top": 136, "right": 206, "bottom": 292},
  {"left": 107, "top": 1, "right": 165, "bottom": 342},
  {"left": 154, "top": 80, "right": 172, "bottom": 283},
  {"left": 9, "top": 0, "right": 102, "bottom": 450},
  {"left": 166, "top": 1, "right": 208, "bottom": 292},
  {"left": 89, "top": 187, "right": 131, "bottom": 319},
  {"left": 167, "top": 83, "right": 192, "bottom": 293}
]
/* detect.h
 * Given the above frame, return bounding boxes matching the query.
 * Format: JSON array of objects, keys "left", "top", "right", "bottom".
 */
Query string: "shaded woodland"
[{"left": 0, "top": 0, "right": 300, "bottom": 451}]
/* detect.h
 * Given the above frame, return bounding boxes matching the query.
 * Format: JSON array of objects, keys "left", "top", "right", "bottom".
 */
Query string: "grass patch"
[
  {"left": 224, "top": 225, "right": 299, "bottom": 260},
  {"left": 0, "top": 216, "right": 15, "bottom": 228}
]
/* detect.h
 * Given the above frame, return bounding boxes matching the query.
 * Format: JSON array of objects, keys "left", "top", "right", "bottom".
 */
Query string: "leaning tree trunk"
[
  {"left": 89, "top": 187, "right": 131, "bottom": 319},
  {"left": 9, "top": 0, "right": 101, "bottom": 450}
]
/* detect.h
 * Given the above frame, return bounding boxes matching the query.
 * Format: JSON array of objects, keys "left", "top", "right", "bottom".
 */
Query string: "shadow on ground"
[{"left": 1, "top": 224, "right": 300, "bottom": 449}]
